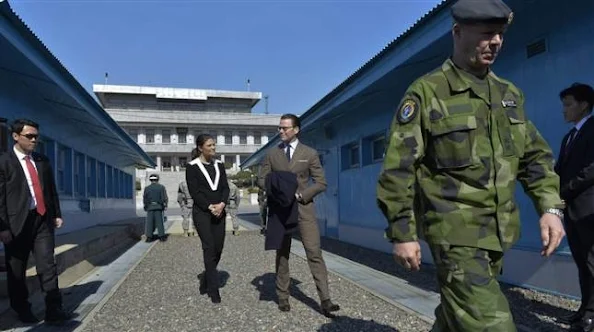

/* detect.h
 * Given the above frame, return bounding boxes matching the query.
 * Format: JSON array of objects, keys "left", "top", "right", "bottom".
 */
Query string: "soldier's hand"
[
  {"left": 539, "top": 213, "right": 565, "bottom": 257},
  {"left": 393, "top": 241, "right": 422, "bottom": 271}
]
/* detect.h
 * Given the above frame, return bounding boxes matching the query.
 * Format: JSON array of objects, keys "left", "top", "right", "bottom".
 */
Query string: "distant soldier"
[
  {"left": 226, "top": 180, "right": 240, "bottom": 235},
  {"left": 258, "top": 189, "right": 268, "bottom": 234},
  {"left": 177, "top": 180, "right": 195, "bottom": 236},
  {"left": 143, "top": 173, "right": 168, "bottom": 242}
]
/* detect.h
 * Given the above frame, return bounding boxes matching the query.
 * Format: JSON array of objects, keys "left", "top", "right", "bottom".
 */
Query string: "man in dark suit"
[
  {"left": 555, "top": 83, "right": 594, "bottom": 331},
  {"left": 258, "top": 113, "right": 340, "bottom": 317},
  {"left": 0, "top": 119, "right": 71, "bottom": 324}
]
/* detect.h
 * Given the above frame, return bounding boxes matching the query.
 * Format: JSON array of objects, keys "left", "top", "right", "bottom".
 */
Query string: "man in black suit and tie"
[
  {"left": 554, "top": 83, "right": 594, "bottom": 331},
  {"left": 0, "top": 119, "right": 71, "bottom": 324}
]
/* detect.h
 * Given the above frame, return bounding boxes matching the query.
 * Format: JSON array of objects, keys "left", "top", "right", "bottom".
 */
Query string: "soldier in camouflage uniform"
[
  {"left": 177, "top": 180, "right": 196, "bottom": 236},
  {"left": 226, "top": 180, "right": 240, "bottom": 235},
  {"left": 376, "top": 0, "right": 566, "bottom": 331}
]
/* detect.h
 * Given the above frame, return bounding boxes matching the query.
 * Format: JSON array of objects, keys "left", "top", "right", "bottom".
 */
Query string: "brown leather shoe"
[{"left": 278, "top": 299, "right": 290, "bottom": 312}]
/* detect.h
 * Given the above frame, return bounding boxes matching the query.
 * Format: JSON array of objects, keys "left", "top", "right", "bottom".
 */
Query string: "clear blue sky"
[{"left": 10, "top": 0, "right": 442, "bottom": 115}]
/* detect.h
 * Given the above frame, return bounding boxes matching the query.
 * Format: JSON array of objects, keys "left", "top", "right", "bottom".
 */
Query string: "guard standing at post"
[
  {"left": 226, "top": 180, "right": 240, "bottom": 235},
  {"left": 144, "top": 173, "right": 168, "bottom": 242},
  {"left": 376, "top": 0, "right": 565, "bottom": 330},
  {"left": 177, "top": 180, "right": 195, "bottom": 236}
]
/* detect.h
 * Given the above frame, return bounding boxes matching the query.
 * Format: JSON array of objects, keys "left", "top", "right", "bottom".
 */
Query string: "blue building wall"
[
  {"left": 296, "top": 0, "right": 594, "bottom": 297},
  {"left": 0, "top": 0, "right": 152, "bottom": 237}
]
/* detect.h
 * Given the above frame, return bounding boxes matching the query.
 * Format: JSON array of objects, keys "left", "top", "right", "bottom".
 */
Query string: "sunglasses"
[{"left": 19, "top": 133, "right": 39, "bottom": 140}]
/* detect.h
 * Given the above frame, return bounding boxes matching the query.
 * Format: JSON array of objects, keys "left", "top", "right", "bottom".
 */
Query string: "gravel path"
[
  {"left": 81, "top": 232, "right": 431, "bottom": 332},
  {"left": 317, "top": 236, "right": 580, "bottom": 332}
]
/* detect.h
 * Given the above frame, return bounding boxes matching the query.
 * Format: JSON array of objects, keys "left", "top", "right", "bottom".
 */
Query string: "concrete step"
[{"left": 0, "top": 217, "right": 145, "bottom": 299}]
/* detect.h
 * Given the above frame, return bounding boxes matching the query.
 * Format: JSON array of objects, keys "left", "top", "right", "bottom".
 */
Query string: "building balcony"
[
  {"left": 106, "top": 109, "right": 280, "bottom": 126},
  {"left": 138, "top": 143, "right": 263, "bottom": 154}
]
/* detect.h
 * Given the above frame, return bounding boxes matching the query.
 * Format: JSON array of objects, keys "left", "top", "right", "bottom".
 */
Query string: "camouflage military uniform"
[
  {"left": 377, "top": 58, "right": 562, "bottom": 331},
  {"left": 226, "top": 180, "right": 240, "bottom": 234},
  {"left": 177, "top": 181, "right": 195, "bottom": 236}
]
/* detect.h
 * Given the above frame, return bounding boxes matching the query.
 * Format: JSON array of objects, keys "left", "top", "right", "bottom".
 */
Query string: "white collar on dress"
[{"left": 189, "top": 158, "right": 223, "bottom": 191}]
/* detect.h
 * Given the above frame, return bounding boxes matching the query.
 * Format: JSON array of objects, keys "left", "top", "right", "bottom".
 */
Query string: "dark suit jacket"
[
  {"left": 555, "top": 117, "right": 594, "bottom": 221},
  {"left": 264, "top": 171, "right": 299, "bottom": 250},
  {"left": 0, "top": 149, "right": 61, "bottom": 235},
  {"left": 258, "top": 141, "right": 327, "bottom": 223}
]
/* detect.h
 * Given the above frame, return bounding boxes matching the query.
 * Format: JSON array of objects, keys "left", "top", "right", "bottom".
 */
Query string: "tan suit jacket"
[{"left": 258, "top": 141, "right": 327, "bottom": 222}]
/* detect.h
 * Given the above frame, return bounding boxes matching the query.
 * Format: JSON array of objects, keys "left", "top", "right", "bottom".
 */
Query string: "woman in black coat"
[{"left": 185, "top": 134, "right": 229, "bottom": 303}]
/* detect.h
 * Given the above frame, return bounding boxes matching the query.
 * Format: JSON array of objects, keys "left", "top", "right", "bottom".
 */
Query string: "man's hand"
[
  {"left": 0, "top": 230, "right": 12, "bottom": 244},
  {"left": 540, "top": 213, "right": 565, "bottom": 257},
  {"left": 54, "top": 218, "right": 64, "bottom": 228},
  {"left": 393, "top": 241, "right": 422, "bottom": 271}
]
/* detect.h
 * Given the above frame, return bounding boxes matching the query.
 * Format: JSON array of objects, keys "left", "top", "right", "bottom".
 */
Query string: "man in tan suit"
[{"left": 258, "top": 113, "right": 340, "bottom": 317}]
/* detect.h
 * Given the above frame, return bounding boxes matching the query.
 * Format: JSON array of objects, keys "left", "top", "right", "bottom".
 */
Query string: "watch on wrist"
[{"left": 544, "top": 208, "right": 564, "bottom": 220}]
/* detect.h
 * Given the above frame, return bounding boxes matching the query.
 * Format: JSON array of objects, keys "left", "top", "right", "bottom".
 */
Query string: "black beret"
[{"left": 451, "top": 0, "right": 513, "bottom": 25}]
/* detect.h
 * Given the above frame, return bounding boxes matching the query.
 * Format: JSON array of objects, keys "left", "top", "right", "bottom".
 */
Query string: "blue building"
[
  {"left": 0, "top": 0, "right": 154, "bottom": 237},
  {"left": 242, "top": 0, "right": 593, "bottom": 298}
]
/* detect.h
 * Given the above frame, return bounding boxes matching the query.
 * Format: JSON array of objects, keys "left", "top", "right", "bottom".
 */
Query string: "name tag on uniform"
[{"left": 502, "top": 100, "right": 517, "bottom": 108}]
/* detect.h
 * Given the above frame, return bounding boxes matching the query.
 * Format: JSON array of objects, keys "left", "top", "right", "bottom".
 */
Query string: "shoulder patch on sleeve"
[{"left": 396, "top": 95, "right": 420, "bottom": 124}]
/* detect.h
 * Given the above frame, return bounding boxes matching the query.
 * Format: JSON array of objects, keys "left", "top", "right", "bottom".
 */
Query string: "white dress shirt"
[
  {"left": 13, "top": 145, "right": 37, "bottom": 209},
  {"left": 285, "top": 139, "right": 299, "bottom": 159}
]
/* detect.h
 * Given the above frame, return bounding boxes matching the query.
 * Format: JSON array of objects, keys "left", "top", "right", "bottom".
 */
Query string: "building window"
[
  {"left": 162, "top": 157, "right": 172, "bottom": 171},
  {"left": 239, "top": 131, "right": 247, "bottom": 145},
  {"left": 128, "top": 129, "right": 138, "bottom": 143},
  {"left": 372, "top": 136, "right": 385, "bottom": 162},
  {"left": 98, "top": 162, "right": 106, "bottom": 197},
  {"left": 254, "top": 131, "right": 261, "bottom": 145},
  {"left": 225, "top": 131, "right": 232, "bottom": 145},
  {"left": 177, "top": 127, "right": 188, "bottom": 144},
  {"left": 179, "top": 157, "right": 188, "bottom": 168},
  {"left": 57, "top": 147, "right": 65, "bottom": 193},
  {"left": 74, "top": 152, "right": 85, "bottom": 196},
  {"left": 87, "top": 157, "right": 96, "bottom": 197},
  {"left": 349, "top": 144, "right": 360, "bottom": 167},
  {"left": 36, "top": 138, "right": 46, "bottom": 155},
  {"left": 107, "top": 166, "right": 113, "bottom": 197},
  {"left": 146, "top": 129, "right": 155, "bottom": 144},
  {"left": 341, "top": 142, "right": 360, "bottom": 170},
  {"left": 162, "top": 129, "right": 171, "bottom": 144}
]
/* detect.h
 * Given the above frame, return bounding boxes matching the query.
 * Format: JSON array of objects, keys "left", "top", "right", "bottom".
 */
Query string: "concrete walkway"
[{"left": 0, "top": 207, "right": 575, "bottom": 331}]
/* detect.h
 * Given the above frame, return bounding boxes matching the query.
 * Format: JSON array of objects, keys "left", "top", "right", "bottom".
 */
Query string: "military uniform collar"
[{"left": 443, "top": 58, "right": 510, "bottom": 89}]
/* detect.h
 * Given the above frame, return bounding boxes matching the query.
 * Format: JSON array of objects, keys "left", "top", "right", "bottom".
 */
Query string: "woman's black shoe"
[
  {"left": 198, "top": 274, "right": 207, "bottom": 295},
  {"left": 209, "top": 291, "right": 221, "bottom": 304}
]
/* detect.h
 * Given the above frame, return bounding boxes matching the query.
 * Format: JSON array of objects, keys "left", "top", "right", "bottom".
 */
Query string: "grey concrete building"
[{"left": 94, "top": 84, "right": 280, "bottom": 173}]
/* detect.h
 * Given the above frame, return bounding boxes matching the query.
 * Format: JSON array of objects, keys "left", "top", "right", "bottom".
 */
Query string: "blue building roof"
[{"left": 0, "top": 0, "right": 155, "bottom": 168}]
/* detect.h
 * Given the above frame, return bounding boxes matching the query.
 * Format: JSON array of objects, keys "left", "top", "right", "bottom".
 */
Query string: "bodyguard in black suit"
[
  {"left": 554, "top": 84, "right": 594, "bottom": 331},
  {"left": 0, "top": 119, "right": 71, "bottom": 324}
]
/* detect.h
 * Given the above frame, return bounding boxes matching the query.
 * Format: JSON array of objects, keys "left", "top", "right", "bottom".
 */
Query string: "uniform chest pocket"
[
  {"left": 430, "top": 115, "right": 477, "bottom": 169},
  {"left": 505, "top": 115, "right": 526, "bottom": 157}
]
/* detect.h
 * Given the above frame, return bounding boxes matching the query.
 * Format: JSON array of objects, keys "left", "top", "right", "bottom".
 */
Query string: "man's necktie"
[
  {"left": 24, "top": 156, "right": 46, "bottom": 216},
  {"left": 565, "top": 128, "right": 578, "bottom": 157},
  {"left": 285, "top": 144, "right": 291, "bottom": 162}
]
